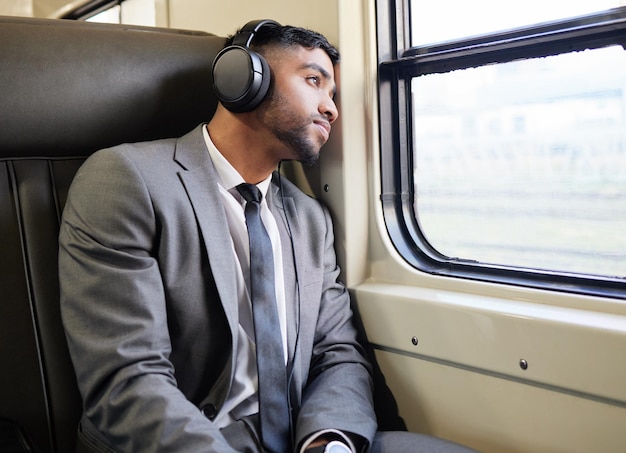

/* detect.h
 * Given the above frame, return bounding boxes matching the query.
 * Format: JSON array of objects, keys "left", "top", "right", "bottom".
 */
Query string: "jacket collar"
[{"left": 173, "top": 124, "right": 240, "bottom": 348}]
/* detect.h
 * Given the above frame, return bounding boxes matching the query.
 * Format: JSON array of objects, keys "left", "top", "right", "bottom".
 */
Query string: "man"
[{"left": 59, "top": 21, "right": 474, "bottom": 452}]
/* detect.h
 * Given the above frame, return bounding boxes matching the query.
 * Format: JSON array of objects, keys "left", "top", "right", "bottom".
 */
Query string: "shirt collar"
[{"left": 203, "top": 125, "right": 272, "bottom": 199}]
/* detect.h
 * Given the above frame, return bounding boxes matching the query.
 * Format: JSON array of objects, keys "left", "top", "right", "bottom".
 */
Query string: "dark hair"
[{"left": 226, "top": 23, "right": 340, "bottom": 65}]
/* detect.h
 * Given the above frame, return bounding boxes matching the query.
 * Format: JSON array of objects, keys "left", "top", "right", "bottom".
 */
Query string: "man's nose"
[{"left": 321, "top": 96, "right": 338, "bottom": 124}]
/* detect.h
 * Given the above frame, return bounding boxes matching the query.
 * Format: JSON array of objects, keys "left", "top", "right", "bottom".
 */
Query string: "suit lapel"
[{"left": 173, "top": 125, "right": 239, "bottom": 354}]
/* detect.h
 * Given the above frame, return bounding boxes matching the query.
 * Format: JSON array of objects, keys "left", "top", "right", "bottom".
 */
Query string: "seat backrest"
[{"left": 0, "top": 16, "right": 224, "bottom": 452}]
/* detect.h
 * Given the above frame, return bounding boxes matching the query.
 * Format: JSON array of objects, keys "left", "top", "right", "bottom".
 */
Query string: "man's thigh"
[{"left": 371, "top": 431, "right": 478, "bottom": 453}]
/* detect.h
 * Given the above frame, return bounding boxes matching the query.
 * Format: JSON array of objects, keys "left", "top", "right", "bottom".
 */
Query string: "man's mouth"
[{"left": 314, "top": 119, "right": 331, "bottom": 141}]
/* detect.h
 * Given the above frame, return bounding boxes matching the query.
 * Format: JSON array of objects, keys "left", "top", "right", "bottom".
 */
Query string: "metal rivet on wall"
[{"left": 519, "top": 359, "right": 528, "bottom": 370}]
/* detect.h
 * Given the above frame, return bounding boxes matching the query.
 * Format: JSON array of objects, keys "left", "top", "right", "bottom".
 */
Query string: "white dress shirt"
[{"left": 202, "top": 126, "right": 288, "bottom": 428}]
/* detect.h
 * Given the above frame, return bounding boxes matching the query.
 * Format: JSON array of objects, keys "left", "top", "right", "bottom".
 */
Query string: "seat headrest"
[{"left": 0, "top": 16, "right": 226, "bottom": 158}]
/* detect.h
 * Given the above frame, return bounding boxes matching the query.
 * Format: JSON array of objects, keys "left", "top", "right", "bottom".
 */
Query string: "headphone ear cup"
[
  {"left": 212, "top": 46, "right": 271, "bottom": 113},
  {"left": 245, "top": 52, "right": 271, "bottom": 111}
]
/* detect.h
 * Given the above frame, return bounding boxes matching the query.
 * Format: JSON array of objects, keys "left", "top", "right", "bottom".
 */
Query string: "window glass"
[
  {"left": 87, "top": 5, "right": 120, "bottom": 24},
  {"left": 85, "top": 0, "right": 155, "bottom": 26},
  {"left": 412, "top": 45, "right": 626, "bottom": 278},
  {"left": 121, "top": 0, "right": 156, "bottom": 26},
  {"left": 411, "top": 0, "right": 626, "bottom": 45}
]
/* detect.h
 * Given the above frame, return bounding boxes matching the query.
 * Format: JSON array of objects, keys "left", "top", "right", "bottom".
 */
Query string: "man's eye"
[{"left": 307, "top": 76, "right": 320, "bottom": 85}]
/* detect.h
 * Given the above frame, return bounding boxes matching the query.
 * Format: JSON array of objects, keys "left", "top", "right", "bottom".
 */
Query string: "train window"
[
  {"left": 87, "top": 5, "right": 121, "bottom": 23},
  {"left": 411, "top": 0, "right": 625, "bottom": 45},
  {"left": 413, "top": 46, "right": 626, "bottom": 279},
  {"left": 378, "top": 1, "right": 626, "bottom": 297},
  {"left": 77, "top": 0, "right": 155, "bottom": 25}
]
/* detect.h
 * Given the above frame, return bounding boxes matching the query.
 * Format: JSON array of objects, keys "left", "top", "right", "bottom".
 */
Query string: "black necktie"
[{"left": 236, "top": 183, "right": 290, "bottom": 453}]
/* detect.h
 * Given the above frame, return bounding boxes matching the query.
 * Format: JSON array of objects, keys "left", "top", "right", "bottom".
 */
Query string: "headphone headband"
[{"left": 232, "top": 19, "right": 281, "bottom": 48}]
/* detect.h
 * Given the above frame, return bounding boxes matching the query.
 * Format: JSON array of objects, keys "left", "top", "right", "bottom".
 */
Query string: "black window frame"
[{"left": 377, "top": 0, "right": 626, "bottom": 299}]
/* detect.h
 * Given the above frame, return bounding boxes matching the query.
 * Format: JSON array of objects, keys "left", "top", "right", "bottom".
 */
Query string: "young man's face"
[{"left": 255, "top": 46, "right": 338, "bottom": 165}]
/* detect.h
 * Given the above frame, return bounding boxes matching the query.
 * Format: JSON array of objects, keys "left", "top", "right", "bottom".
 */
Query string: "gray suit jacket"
[{"left": 59, "top": 125, "right": 377, "bottom": 452}]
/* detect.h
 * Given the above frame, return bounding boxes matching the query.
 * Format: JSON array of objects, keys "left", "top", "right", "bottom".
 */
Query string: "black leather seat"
[{"left": 0, "top": 16, "right": 224, "bottom": 452}]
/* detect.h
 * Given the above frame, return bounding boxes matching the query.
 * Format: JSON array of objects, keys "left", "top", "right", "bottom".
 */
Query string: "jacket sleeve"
[
  {"left": 59, "top": 148, "right": 237, "bottom": 452},
  {"left": 294, "top": 202, "right": 378, "bottom": 450}
]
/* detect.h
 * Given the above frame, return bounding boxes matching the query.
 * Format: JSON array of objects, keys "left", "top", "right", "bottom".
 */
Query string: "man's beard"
[
  {"left": 273, "top": 123, "right": 320, "bottom": 166},
  {"left": 256, "top": 88, "right": 324, "bottom": 166}
]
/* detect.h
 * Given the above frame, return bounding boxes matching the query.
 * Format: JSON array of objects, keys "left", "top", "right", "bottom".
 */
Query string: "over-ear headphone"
[{"left": 212, "top": 19, "right": 281, "bottom": 113}]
